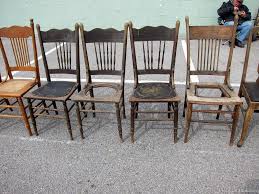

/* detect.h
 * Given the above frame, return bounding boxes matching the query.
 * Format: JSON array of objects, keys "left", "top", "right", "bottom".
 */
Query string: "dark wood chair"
[
  {"left": 0, "top": 19, "right": 40, "bottom": 136},
  {"left": 24, "top": 24, "right": 80, "bottom": 140},
  {"left": 71, "top": 23, "right": 128, "bottom": 142},
  {"left": 128, "top": 21, "right": 181, "bottom": 143},
  {"left": 183, "top": 16, "right": 243, "bottom": 146},
  {"left": 237, "top": 26, "right": 259, "bottom": 147}
]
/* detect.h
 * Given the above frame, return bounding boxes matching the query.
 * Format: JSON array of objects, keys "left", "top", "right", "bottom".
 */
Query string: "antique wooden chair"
[
  {"left": 128, "top": 21, "right": 181, "bottom": 143},
  {"left": 24, "top": 24, "right": 80, "bottom": 140},
  {"left": 0, "top": 19, "right": 40, "bottom": 136},
  {"left": 183, "top": 16, "right": 243, "bottom": 146},
  {"left": 71, "top": 23, "right": 128, "bottom": 142},
  {"left": 237, "top": 26, "right": 259, "bottom": 147}
]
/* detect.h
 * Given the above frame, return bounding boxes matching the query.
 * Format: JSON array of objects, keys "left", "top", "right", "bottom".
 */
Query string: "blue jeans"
[{"left": 224, "top": 21, "right": 253, "bottom": 44}]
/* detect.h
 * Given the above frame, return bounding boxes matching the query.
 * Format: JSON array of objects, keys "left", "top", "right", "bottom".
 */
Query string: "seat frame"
[
  {"left": 24, "top": 24, "right": 80, "bottom": 140},
  {"left": 237, "top": 26, "right": 259, "bottom": 147},
  {"left": 128, "top": 21, "right": 181, "bottom": 143},
  {"left": 0, "top": 19, "right": 40, "bottom": 136},
  {"left": 183, "top": 16, "right": 243, "bottom": 146}
]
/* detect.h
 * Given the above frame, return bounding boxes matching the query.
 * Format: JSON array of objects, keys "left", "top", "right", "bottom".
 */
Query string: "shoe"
[{"left": 235, "top": 39, "right": 245, "bottom": 48}]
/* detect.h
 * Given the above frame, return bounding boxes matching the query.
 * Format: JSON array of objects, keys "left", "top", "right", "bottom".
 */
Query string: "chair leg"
[
  {"left": 63, "top": 101, "right": 73, "bottom": 140},
  {"left": 135, "top": 103, "right": 139, "bottom": 118},
  {"left": 130, "top": 102, "right": 135, "bottom": 143},
  {"left": 216, "top": 93, "right": 225, "bottom": 119},
  {"left": 52, "top": 101, "right": 58, "bottom": 115},
  {"left": 229, "top": 105, "right": 240, "bottom": 146},
  {"left": 184, "top": 103, "right": 193, "bottom": 143},
  {"left": 4, "top": 99, "right": 13, "bottom": 111},
  {"left": 115, "top": 103, "right": 123, "bottom": 142},
  {"left": 168, "top": 103, "right": 171, "bottom": 118},
  {"left": 75, "top": 102, "right": 85, "bottom": 139},
  {"left": 122, "top": 95, "right": 126, "bottom": 119},
  {"left": 42, "top": 100, "right": 49, "bottom": 114},
  {"left": 27, "top": 98, "right": 38, "bottom": 136},
  {"left": 183, "top": 91, "right": 187, "bottom": 117},
  {"left": 237, "top": 105, "right": 254, "bottom": 147},
  {"left": 17, "top": 97, "right": 32, "bottom": 136},
  {"left": 173, "top": 102, "right": 179, "bottom": 143},
  {"left": 89, "top": 88, "right": 96, "bottom": 118}
]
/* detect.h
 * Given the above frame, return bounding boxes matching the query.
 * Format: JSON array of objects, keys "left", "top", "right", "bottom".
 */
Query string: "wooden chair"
[
  {"left": 71, "top": 23, "right": 128, "bottom": 142},
  {"left": 183, "top": 16, "right": 243, "bottom": 146},
  {"left": 0, "top": 19, "right": 40, "bottom": 136},
  {"left": 237, "top": 26, "right": 259, "bottom": 147},
  {"left": 24, "top": 24, "right": 80, "bottom": 140},
  {"left": 128, "top": 21, "right": 181, "bottom": 143}
]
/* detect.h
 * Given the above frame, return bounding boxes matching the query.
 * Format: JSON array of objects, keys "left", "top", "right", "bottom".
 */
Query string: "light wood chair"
[
  {"left": 183, "top": 16, "right": 243, "bottom": 146},
  {"left": 0, "top": 19, "right": 40, "bottom": 136},
  {"left": 237, "top": 26, "right": 259, "bottom": 147}
]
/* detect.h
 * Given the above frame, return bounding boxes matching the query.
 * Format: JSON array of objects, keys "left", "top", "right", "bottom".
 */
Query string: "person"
[{"left": 217, "top": 0, "right": 252, "bottom": 47}]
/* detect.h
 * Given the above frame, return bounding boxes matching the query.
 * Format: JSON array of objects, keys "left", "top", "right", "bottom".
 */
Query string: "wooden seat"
[
  {"left": 128, "top": 21, "right": 180, "bottom": 143},
  {"left": 24, "top": 24, "right": 80, "bottom": 140},
  {"left": 237, "top": 26, "right": 259, "bottom": 147},
  {"left": 0, "top": 19, "right": 40, "bottom": 136},
  {"left": 0, "top": 79, "right": 36, "bottom": 97},
  {"left": 187, "top": 83, "right": 242, "bottom": 105},
  {"left": 71, "top": 23, "right": 128, "bottom": 142},
  {"left": 183, "top": 16, "right": 242, "bottom": 146}
]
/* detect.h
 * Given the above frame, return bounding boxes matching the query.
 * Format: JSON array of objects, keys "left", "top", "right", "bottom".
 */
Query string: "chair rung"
[
  {"left": 0, "top": 114, "right": 22, "bottom": 118},
  {"left": 0, "top": 104, "right": 19, "bottom": 108},
  {"left": 191, "top": 119, "right": 232, "bottom": 125},
  {"left": 32, "top": 106, "right": 63, "bottom": 112},
  {"left": 34, "top": 113, "right": 65, "bottom": 119},
  {"left": 135, "top": 118, "right": 174, "bottom": 121},
  {"left": 192, "top": 109, "right": 232, "bottom": 114},
  {"left": 136, "top": 110, "right": 175, "bottom": 114},
  {"left": 80, "top": 109, "right": 115, "bottom": 114}
]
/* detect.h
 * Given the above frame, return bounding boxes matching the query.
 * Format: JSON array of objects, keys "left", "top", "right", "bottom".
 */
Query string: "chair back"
[
  {"left": 129, "top": 21, "right": 180, "bottom": 87},
  {"left": 37, "top": 24, "right": 80, "bottom": 86},
  {"left": 80, "top": 23, "right": 128, "bottom": 89},
  {"left": 0, "top": 19, "right": 40, "bottom": 82},
  {"left": 185, "top": 16, "right": 238, "bottom": 88}
]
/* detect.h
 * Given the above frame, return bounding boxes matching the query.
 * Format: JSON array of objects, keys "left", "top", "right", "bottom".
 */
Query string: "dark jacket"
[{"left": 217, "top": 0, "right": 251, "bottom": 24}]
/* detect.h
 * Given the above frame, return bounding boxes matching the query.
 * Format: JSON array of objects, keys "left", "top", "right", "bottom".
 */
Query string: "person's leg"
[
  {"left": 224, "top": 21, "right": 234, "bottom": 26},
  {"left": 236, "top": 21, "right": 253, "bottom": 44}
]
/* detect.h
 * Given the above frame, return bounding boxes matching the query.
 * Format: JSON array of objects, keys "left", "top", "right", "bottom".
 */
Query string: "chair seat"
[
  {"left": 187, "top": 82, "right": 242, "bottom": 105},
  {"left": 244, "top": 82, "right": 259, "bottom": 102},
  {"left": 71, "top": 82, "right": 122, "bottom": 103},
  {"left": 0, "top": 79, "right": 37, "bottom": 97},
  {"left": 25, "top": 81, "right": 78, "bottom": 100},
  {"left": 129, "top": 82, "right": 180, "bottom": 102}
]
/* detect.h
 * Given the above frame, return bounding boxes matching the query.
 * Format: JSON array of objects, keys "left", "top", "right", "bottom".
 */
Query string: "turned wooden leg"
[
  {"left": 184, "top": 103, "right": 193, "bottom": 143},
  {"left": 173, "top": 102, "right": 179, "bottom": 143},
  {"left": 237, "top": 105, "right": 254, "bottom": 147},
  {"left": 75, "top": 102, "right": 85, "bottom": 139},
  {"left": 63, "top": 101, "right": 73, "bottom": 140},
  {"left": 130, "top": 103, "right": 135, "bottom": 143},
  {"left": 229, "top": 105, "right": 240, "bottom": 146},
  {"left": 115, "top": 103, "right": 123, "bottom": 142},
  {"left": 27, "top": 98, "right": 38, "bottom": 136},
  {"left": 17, "top": 97, "right": 32, "bottom": 136}
]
